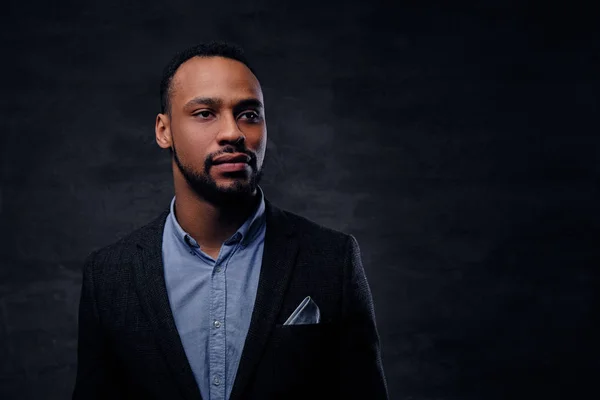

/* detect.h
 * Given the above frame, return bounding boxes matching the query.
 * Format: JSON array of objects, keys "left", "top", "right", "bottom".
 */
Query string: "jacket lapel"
[
  {"left": 229, "top": 199, "right": 299, "bottom": 400},
  {"left": 132, "top": 209, "right": 203, "bottom": 400}
]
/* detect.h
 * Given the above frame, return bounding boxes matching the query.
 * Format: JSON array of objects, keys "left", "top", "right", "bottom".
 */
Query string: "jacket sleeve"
[
  {"left": 339, "top": 234, "right": 389, "bottom": 399},
  {"left": 72, "top": 251, "right": 125, "bottom": 399}
]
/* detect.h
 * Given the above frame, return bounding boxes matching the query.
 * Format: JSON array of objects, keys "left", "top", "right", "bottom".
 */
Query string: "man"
[{"left": 73, "top": 41, "right": 388, "bottom": 400}]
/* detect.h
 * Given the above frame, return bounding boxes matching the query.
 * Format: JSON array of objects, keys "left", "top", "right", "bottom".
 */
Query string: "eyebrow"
[{"left": 183, "top": 97, "right": 264, "bottom": 112}]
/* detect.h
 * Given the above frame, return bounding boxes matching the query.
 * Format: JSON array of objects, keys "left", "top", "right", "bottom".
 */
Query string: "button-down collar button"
[
  {"left": 185, "top": 234, "right": 198, "bottom": 248},
  {"left": 213, "top": 376, "right": 220, "bottom": 386}
]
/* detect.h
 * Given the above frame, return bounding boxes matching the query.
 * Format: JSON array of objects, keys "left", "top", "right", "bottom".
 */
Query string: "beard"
[{"left": 171, "top": 140, "right": 263, "bottom": 207}]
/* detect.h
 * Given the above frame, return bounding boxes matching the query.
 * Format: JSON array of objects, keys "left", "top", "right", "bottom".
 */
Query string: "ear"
[{"left": 155, "top": 113, "right": 172, "bottom": 150}]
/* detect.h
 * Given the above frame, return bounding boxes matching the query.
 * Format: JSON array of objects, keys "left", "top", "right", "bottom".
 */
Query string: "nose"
[{"left": 216, "top": 114, "right": 245, "bottom": 146}]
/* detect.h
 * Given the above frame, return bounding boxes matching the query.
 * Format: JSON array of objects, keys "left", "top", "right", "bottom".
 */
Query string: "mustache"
[{"left": 205, "top": 145, "right": 258, "bottom": 170}]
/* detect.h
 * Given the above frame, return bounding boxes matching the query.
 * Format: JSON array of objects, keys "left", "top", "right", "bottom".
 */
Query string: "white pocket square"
[{"left": 283, "top": 296, "right": 320, "bottom": 325}]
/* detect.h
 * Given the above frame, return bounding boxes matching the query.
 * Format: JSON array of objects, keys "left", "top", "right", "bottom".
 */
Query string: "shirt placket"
[{"left": 209, "top": 246, "right": 230, "bottom": 399}]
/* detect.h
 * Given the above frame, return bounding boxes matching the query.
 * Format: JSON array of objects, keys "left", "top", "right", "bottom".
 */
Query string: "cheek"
[
  {"left": 250, "top": 135, "right": 267, "bottom": 168},
  {"left": 248, "top": 129, "right": 267, "bottom": 154},
  {"left": 175, "top": 122, "right": 213, "bottom": 153}
]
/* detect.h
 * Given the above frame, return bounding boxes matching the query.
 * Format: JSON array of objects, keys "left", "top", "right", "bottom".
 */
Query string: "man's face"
[{"left": 157, "top": 56, "right": 267, "bottom": 205}]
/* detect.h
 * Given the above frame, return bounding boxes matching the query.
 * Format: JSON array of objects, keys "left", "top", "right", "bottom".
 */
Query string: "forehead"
[{"left": 170, "top": 56, "right": 263, "bottom": 106}]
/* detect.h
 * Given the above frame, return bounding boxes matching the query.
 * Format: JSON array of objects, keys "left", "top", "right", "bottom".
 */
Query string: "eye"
[
  {"left": 239, "top": 111, "right": 261, "bottom": 122},
  {"left": 193, "top": 110, "right": 213, "bottom": 119}
]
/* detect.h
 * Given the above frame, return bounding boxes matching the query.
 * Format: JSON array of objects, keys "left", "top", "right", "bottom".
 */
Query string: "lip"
[
  {"left": 213, "top": 162, "right": 249, "bottom": 173},
  {"left": 212, "top": 153, "right": 251, "bottom": 165}
]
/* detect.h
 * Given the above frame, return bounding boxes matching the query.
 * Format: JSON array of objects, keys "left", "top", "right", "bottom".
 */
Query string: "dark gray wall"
[{"left": 1, "top": 1, "right": 598, "bottom": 399}]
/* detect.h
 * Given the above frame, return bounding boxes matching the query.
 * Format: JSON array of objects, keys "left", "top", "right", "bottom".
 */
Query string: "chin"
[
  {"left": 213, "top": 170, "right": 253, "bottom": 186},
  {"left": 216, "top": 180, "right": 255, "bottom": 195}
]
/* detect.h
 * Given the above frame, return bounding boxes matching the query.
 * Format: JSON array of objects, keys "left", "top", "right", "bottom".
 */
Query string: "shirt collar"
[{"left": 168, "top": 186, "right": 266, "bottom": 250}]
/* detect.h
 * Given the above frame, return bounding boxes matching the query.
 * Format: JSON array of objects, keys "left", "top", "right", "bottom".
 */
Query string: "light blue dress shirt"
[{"left": 162, "top": 187, "right": 266, "bottom": 400}]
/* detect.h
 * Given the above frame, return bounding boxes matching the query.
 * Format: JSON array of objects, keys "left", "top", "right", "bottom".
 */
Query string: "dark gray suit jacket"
[{"left": 73, "top": 199, "right": 388, "bottom": 399}]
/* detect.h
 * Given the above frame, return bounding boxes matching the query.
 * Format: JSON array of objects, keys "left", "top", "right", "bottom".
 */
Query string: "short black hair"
[{"left": 159, "top": 41, "right": 257, "bottom": 114}]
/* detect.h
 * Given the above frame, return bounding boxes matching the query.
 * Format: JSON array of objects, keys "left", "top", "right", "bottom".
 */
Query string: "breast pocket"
[
  {"left": 271, "top": 323, "right": 338, "bottom": 373},
  {"left": 253, "top": 323, "right": 339, "bottom": 395}
]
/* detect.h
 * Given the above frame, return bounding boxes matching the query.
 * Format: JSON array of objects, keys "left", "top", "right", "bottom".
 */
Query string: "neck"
[{"left": 173, "top": 179, "right": 259, "bottom": 252}]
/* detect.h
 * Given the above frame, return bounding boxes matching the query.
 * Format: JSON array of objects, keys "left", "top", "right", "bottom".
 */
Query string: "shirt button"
[
  {"left": 213, "top": 376, "right": 220, "bottom": 386},
  {"left": 213, "top": 320, "right": 221, "bottom": 328}
]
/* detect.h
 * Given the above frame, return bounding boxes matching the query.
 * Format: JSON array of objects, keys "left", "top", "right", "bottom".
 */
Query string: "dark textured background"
[{"left": 1, "top": 1, "right": 598, "bottom": 399}]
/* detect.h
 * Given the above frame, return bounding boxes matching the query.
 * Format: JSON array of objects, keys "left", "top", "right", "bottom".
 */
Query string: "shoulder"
[{"left": 83, "top": 208, "right": 169, "bottom": 272}]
